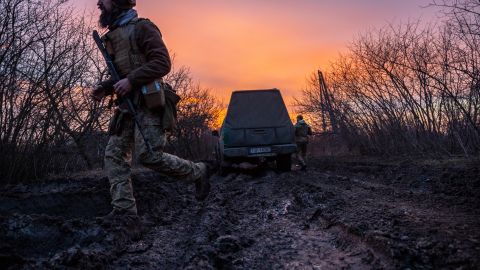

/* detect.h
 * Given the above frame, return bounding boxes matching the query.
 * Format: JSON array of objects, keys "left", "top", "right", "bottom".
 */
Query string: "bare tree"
[
  {"left": 0, "top": 0, "right": 227, "bottom": 183},
  {"left": 0, "top": 0, "right": 109, "bottom": 182},
  {"left": 164, "top": 66, "right": 221, "bottom": 160},
  {"left": 296, "top": 11, "right": 480, "bottom": 156}
]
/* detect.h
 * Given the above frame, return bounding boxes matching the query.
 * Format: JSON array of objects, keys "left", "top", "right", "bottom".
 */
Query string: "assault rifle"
[{"left": 92, "top": 30, "right": 153, "bottom": 154}]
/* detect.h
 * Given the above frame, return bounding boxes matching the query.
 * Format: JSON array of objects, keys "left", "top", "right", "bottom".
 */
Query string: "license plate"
[{"left": 249, "top": 147, "right": 271, "bottom": 154}]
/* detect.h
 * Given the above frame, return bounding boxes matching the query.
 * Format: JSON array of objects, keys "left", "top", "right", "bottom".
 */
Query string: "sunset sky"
[{"left": 75, "top": 0, "right": 438, "bottom": 107}]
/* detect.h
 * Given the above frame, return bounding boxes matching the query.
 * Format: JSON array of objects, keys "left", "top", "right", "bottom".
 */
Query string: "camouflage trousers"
[
  {"left": 104, "top": 107, "right": 205, "bottom": 214},
  {"left": 295, "top": 141, "right": 308, "bottom": 167}
]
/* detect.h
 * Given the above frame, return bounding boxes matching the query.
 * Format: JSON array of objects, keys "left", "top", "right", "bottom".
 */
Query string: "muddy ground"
[{"left": 0, "top": 157, "right": 479, "bottom": 269}]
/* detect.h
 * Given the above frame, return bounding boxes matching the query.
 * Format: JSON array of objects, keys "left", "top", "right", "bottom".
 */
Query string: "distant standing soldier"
[
  {"left": 294, "top": 115, "right": 312, "bottom": 170},
  {"left": 91, "top": 0, "right": 211, "bottom": 220}
]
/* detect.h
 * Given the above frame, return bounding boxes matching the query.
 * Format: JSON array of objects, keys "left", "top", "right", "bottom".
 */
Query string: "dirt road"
[{"left": 0, "top": 157, "right": 479, "bottom": 269}]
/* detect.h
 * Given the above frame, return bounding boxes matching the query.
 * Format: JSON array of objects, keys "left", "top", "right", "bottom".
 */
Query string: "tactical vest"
[
  {"left": 103, "top": 20, "right": 179, "bottom": 131},
  {"left": 103, "top": 18, "right": 147, "bottom": 78}
]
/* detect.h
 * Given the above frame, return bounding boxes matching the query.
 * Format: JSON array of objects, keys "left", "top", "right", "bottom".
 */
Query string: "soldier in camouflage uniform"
[
  {"left": 92, "top": 0, "right": 211, "bottom": 219},
  {"left": 294, "top": 115, "right": 312, "bottom": 171}
]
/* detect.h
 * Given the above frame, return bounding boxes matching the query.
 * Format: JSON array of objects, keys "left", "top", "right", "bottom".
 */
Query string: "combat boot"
[
  {"left": 195, "top": 162, "right": 214, "bottom": 201},
  {"left": 96, "top": 208, "right": 138, "bottom": 224}
]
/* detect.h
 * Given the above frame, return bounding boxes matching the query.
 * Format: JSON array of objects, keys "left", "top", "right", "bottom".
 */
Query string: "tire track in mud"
[
  {"left": 1, "top": 159, "right": 479, "bottom": 269},
  {"left": 112, "top": 170, "right": 391, "bottom": 269},
  {"left": 164, "top": 170, "right": 391, "bottom": 269},
  {"left": 300, "top": 167, "right": 480, "bottom": 269},
  {"left": 301, "top": 189, "right": 394, "bottom": 269}
]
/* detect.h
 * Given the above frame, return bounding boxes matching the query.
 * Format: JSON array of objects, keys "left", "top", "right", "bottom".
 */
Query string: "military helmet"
[{"left": 113, "top": 0, "right": 136, "bottom": 9}]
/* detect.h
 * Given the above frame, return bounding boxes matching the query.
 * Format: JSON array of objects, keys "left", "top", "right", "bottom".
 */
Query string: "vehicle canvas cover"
[{"left": 222, "top": 89, "right": 294, "bottom": 147}]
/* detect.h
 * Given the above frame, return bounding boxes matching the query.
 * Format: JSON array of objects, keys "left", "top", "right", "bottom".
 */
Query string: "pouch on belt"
[{"left": 141, "top": 79, "right": 165, "bottom": 110}]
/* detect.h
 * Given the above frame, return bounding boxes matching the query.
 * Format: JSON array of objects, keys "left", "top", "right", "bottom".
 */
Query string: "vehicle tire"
[
  {"left": 214, "top": 142, "right": 222, "bottom": 165},
  {"left": 276, "top": 154, "right": 292, "bottom": 172},
  {"left": 219, "top": 165, "right": 230, "bottom": 177}
]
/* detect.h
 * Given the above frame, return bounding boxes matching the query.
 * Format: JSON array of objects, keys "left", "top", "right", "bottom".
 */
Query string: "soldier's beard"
[{"left": 98, "top": 5, "right": 123, "bottom": 28}]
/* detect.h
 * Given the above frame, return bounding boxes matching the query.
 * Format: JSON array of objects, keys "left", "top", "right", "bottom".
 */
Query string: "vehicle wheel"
[
  {"left": 216, "top": 146, "right": 231, "bottom": 176},
  {"left": 276, "top": 154, "right": 292, "bottom": 172},
  {"left": 219, "top": 165, "right": 230, "bottom": 177},
  {"left": 214, "top": 142, "right": 222, "bottom": 166}
]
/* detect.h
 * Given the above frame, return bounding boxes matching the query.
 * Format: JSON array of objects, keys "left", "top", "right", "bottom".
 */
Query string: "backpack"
[{"left": 295, "top": 122, "right": 311, "bottom": 137}]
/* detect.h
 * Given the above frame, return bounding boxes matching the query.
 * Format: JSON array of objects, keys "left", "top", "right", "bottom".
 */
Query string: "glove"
[{"left": 91, "top": 84, "right": 106, "bottom": 102}]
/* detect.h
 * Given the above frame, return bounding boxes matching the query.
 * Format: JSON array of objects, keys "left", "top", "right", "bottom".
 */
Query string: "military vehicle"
[{"left": 214, "top": 89, "right": 297, "bottom": 172}]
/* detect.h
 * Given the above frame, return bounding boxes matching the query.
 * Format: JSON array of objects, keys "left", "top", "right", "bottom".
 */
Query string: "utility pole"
[{"left": 318, "top": 70, "right": 338, "bottom": 133}]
